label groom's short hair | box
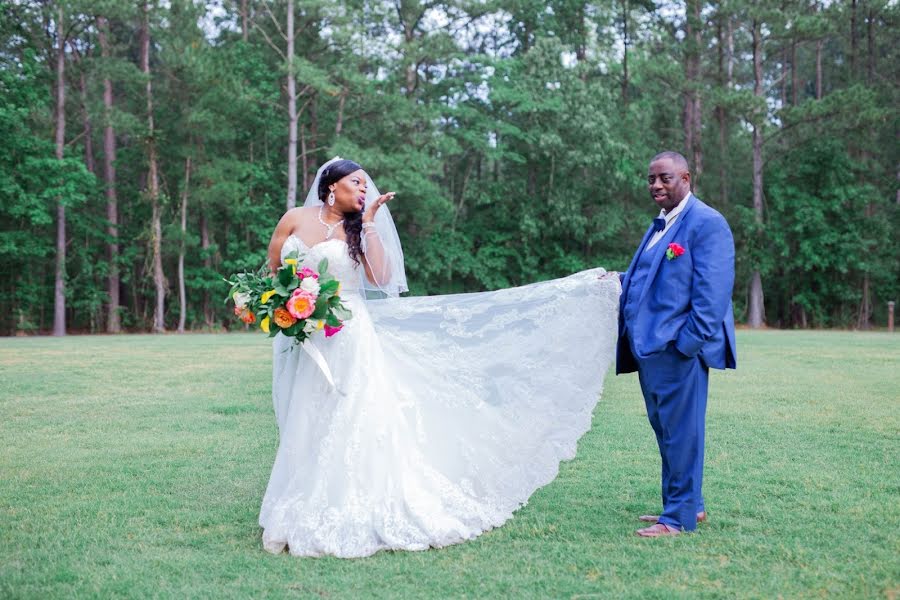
[650,151,690,172]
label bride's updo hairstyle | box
[318,159,364,265]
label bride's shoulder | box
[282,206,317,217]
[294,206,321,221]
[278,206,316,227]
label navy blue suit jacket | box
[616,195,737,374]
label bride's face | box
[329,169,367,214]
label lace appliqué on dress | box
[259,236,620,557]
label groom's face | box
[648,158,691,212]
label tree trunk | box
[142,1,165,332]
[716,9,730,205]
[780,45,788,107]
[849,0,858,74]
[76,58,95,174]
[286,0,298,209]
[405,59,417,96]
[200,210,214,328]
[53,5,67,337]
[727,15,734,85]
[791,40,799,105]
[621,0,629,105]
[98,17,121,333]
[400,8,417,96]
[815,1,824,99]
[300,122,308,193]
[866,6,876,83]
[748,18,766,328]
[574,3,587,65]
[816,36,823,98]
[749,114,766,329]
[177,156,191,333]
[683,0,702,187]
[857,274,871,329]
[335,88,346,136]
[241,0,249,42]
[308,92,318,187]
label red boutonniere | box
[666,242,686,260]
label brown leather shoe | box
[635,523,682,537]
[638,511,707,524]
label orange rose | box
[273,306,297,328]
[240,308,256,324]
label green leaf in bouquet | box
[319,279,340,295]
[325,313,342,327]
[311,298,329,320]
[278,267,295,288]
[318,258,329,274]
[283,322,302,337]
[332,304,352,321]
[224,285,237,303]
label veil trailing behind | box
[258,164,621,558]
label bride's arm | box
[360,192,396,289]
[361,224,391,288]
[267,208,302,273]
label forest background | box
[1,0,897,336]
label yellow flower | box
[315,320,324,330]
[283,258,297,266]
[261,289,277,304]
[260,316,270,333]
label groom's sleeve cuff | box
[675,328,704,358]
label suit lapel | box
[636,195,699,307]
[622,225,656,301]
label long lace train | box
[259,236,620,557]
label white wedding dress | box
[259,234,620,557]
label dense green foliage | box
[1,1,897,333]
[1,331,897,597]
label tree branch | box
[764,70,789,94]
[762,106,841,148]
[253,22,286,61]
[262,2,287,42]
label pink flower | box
[286,289,316,320]
[298,267,319,280]
[324,323,343,337]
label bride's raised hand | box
[363,192,396,224]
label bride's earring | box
[327,191,336,206]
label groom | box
[616,151,736,537]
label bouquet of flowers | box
[225,250,352,343]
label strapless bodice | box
[280,235,362,295]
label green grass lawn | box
[1,331,898,599]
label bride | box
[259,157,620,558]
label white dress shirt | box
[645,192,692,250]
